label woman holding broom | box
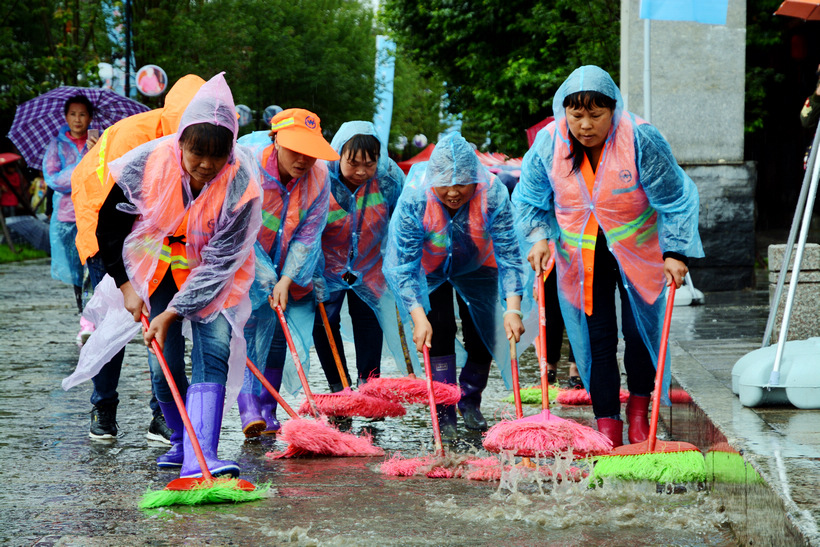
[234,108,336,438]
[93,73,262,478]
[384,132,527,441]
[311,121,412,393]
[512,65,703,448]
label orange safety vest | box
[550,115,665,312]
[420,183,498,276]
[257,145,327,300]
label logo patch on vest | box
[619,170,633,183]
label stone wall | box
[768,243,820,343]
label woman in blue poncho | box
[384,132,526,440]
[512,65,703,447]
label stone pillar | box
[620,0,756,290]
[768,243,820,343]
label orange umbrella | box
[775,0,820,19]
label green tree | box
[388,53,445,159]
[380,0,620,155]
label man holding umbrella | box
[71,75,205,443]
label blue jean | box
[147,273,232,403]
[586,235,655,419]
[312,289,383,389]
[87,255,160,416]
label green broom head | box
[591,440,706,484]
[140,477,272,509]
[705,445,764,485]
[503,385,558,405]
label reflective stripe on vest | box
[95,129,110,185]
[147,209,191,295]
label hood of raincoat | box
[552,65,625,129]
[424,132,493,189]
[176,72,239,162]
[159,74,207,138]
[328,120,387,176]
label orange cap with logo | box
[269,108,340,161]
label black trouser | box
[544,268,575,364]
[586,235,655,419]
[427,282,491,366]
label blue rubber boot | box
[180,383,239,479]
[156,400,183,468]
[258,368,283,434]
[430,354,458,441]
[457,360,491,431]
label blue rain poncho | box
[316,121,419,374]
[42,125,87,286]
[384,132,528,388]
[512,65,704,404]
[237,130,330,396]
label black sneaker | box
[146,414,173,445]
[89,404,118,440]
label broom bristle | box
[296,388,406,418]
[483,410,613,456]
[267,418,384,458]
[592,449,706,484]
[502,386,558,405]
[705,449,764,484]
[359,377,462,405]
[139,479,271,509]
[555,387,629,406]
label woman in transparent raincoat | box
[311,121,414,393]
[42,95,99,325]
[86,73,262,478]
[512,65,703,447]
[235,108,336,438]
[384,132,526,440]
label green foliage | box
[388,55,445,159]
[745,0,790,134]
[132,0,377,136]
[380,0,620,155]
[0,242,49,263]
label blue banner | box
[373,36,396,148]
[640,0,728,25]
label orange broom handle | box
[141,314,214,482]
[318,302,350,390]
[422,346,445,457]
[274,305,320,417]
[647,284,676,453]
[244,357,299,419]
[536,274,550,412]
[509,338,523,420]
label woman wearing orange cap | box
[235,108,338,437]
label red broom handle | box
[509,338,523,420]
[318,302,350,390]
[647,284,676,453]
[140,314,214,482]
[422,346,445,457]
[536,274,550,412]
[244,357,299,419]
[274,305,320,417]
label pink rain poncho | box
[512,65,703,404]
[63,73,263,411]
[384,132,528,387]
[42,125,87,286]
[317,121,419,374]
[237,130,330,395]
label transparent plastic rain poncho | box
[42,124,87,286]
[512,65,704,404]
[384,132,529,388]
[316,120,419,374]
[63,73,263,413]
[236,130,330,396]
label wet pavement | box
[0,257,817,546]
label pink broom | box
[482,280,612,457]
[556,387,630,406]
[245,357,383,458]
[295,302,406,419]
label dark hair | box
[179,123,233,158]
[340,134,380,164]
[63,94,94,118]
[562,90,617,174]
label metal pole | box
[124,0,132,98]
[643,18,651,123]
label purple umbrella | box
[7,87,150,168]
